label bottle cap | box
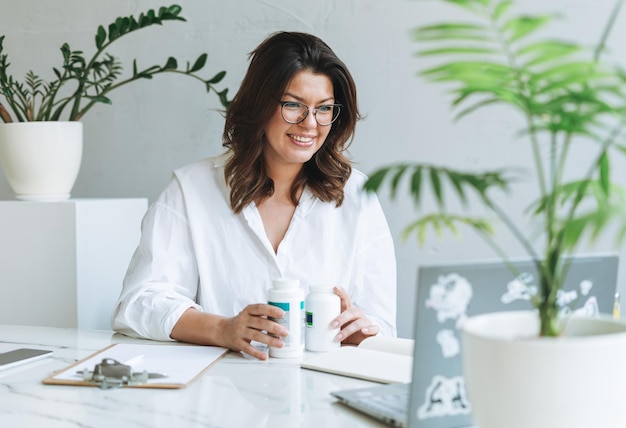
[272,278,300,289]
[309,284,336,293]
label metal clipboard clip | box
[80,358,165,389]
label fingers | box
[245,303,285,319]
[329,291,380,345]
[336,318,379,345]
[333,286,351,312]
[240,342,270,360]
[224,304,289,360]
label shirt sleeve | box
[111,176,201,341]
[352,185,398,337]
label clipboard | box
[43,343,229,389]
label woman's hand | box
[331,286,379,345]
[171,304,288,361]
[220,303,289,360]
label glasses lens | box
[315,105,340,126]
[281,102,308,124]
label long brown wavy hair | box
[223,32,361,213]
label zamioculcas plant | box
[365,0,626,336]
[0,4,229,123]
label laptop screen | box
[407,254,618,428]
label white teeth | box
[290,134,314,143]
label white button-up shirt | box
[112,155,397,341]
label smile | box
[289,134,315,145]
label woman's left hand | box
[331,286,379,345]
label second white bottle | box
[305,285,341,352]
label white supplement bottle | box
[268,278,305,358]
[305,285,341,352]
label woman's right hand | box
[220,303,289,360]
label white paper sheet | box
[50,343,228,387]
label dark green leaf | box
[120,17,131,34]
[207,70,226,84]
[129,16,139,31]
[85,95,112,104]
[163,57,178,70]
[60,43,71,61]
[429,168,443,206]
[189,53,207,73]
[134,65,161,78]
[168,4,183,15]
[410,167,423,205]
[146,9,157,23]
[95,25,106,49]
[108,23,119,43]
[138,13,149,27]
[390,165,408,198]
[161,4,185,21]
[217,88,230,107]
[446,171,468,204]
[363,168,390,193]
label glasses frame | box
[278,101,342,126]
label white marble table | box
[0,325,387,427]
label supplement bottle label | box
[269,300,305,347]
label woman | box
[112,31,396,360]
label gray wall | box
[1,0,625,338]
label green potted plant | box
[365,0,626,426]
[0,4,229,201]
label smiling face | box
[263,70,335,175]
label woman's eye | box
[283,102,301,109]
[318,105,333,113]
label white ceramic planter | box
[0,121,83,201]
[463,311,626,428]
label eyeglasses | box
[278,101,341,126]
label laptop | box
[331,254,619,427]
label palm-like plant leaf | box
[402,213,494,245]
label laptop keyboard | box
[355,390,410,415]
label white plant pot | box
[0,121,83,201]
[463,311,626,428]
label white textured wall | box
[1,0,625,338]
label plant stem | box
[538,295,561,336]
[0,102,12,122]
[483,3,549,278]
[555,116,626,257]
[75,69,212,120]
[487,200,543,270]
[594,0,625,62]
[68,49,106,120]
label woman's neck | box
[266,162,303,200]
